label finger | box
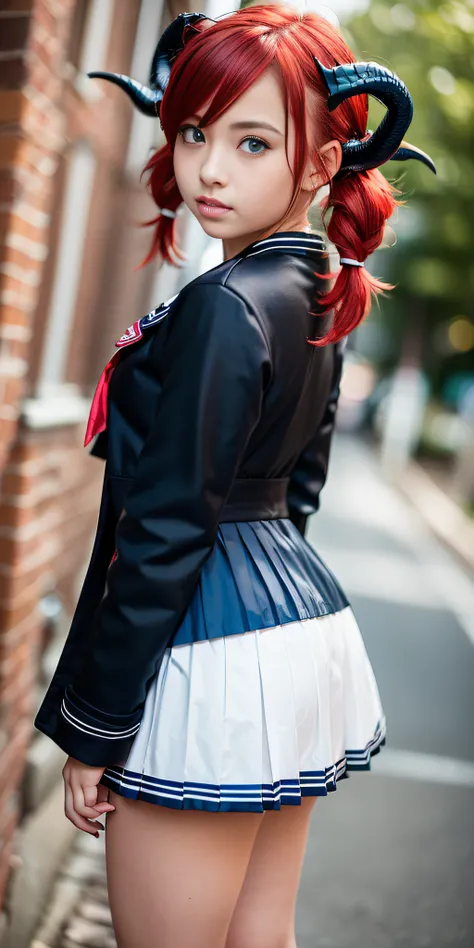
[97,783,115,808]
[83,784,98,808]
[83,784,113,812]
[64,780,102,836]
[70,777,109,820]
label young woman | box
[35,6,435,946]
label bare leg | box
[225,797,316,948]
[105,790,262,948]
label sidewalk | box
[396,458,474,573]
[31,834,113,948]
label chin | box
[198,219,234,239]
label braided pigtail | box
[139,143,185,267]
[313,167,403,346]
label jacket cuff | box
[55,685,142,767]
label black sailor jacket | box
[34,231,345,767]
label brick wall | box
[0,0,78,913]
[0,0,202,936]
[0,0,153,925]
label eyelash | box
[177,124,270,156]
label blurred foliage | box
[345,0,474,391]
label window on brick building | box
[125,0,166,174]
[67,0,116,99]
[36,143,97,400]
[23,1,117,425]
[67,0,91,69]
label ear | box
[301,139,342,192]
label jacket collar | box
[239,230,326,260]
[114,233,326,351]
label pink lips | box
[196,196,232,218]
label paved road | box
[39,434,474,948]
[296,434,474,948]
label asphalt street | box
[296,434,474,948]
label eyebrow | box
[189,115,283,136]
[229,121,283,136]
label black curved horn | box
[149,12,212,92]
[314,59,436,175]
[389,139,436,174]
[87,72,161,117]
[88,12,214,117]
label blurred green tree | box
[346,0,474,392]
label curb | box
[396,461,474,573]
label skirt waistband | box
[219,478,290,523]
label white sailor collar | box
[239,230,326,260]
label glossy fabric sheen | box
[34,232,351,767]
[172,518,349,647]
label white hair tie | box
[160,208,177,219]
[340,257,365,267]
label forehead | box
[199,67,287,127]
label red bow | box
[84,350,121,447]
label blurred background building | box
[0,0,473,945]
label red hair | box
[141,4,402,344]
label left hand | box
[62,757,116,836]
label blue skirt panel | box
[172,518,349,647]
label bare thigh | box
[225,797,317,948]
[105,790,262,948]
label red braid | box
[139,144,185,267]
[310,168,403,346]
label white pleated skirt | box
[101,605,386,812]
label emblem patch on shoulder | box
[115,319,143,348]
[114,294,179,349]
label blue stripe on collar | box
[241,231,326,259]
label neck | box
[222,213,311,262]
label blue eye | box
[179,125,205,144]
[240,137,268,156]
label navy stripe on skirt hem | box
[100,724,386,813]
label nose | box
[199,145,229,188]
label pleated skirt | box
[100,519,386,812]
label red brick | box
[0,417,18,449]
[0,500,34,531]
[0,566,42,605]
[0,134,21,170]
[0,336,29,360]
[0,468,32,496]
[0,91,24,125]
[0,534,39,569]
[0,593,39,633]
[1,1,34,10]
[0,169,19,204]
[6,439,39,465]
[0,720,30,797]
[0,304,31,328]
[4,211,49,244]
[3,374,25,402]
[0,17,30,54]
[0,56,27,90]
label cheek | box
[173,146,193,194]
[245,153,294,205]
